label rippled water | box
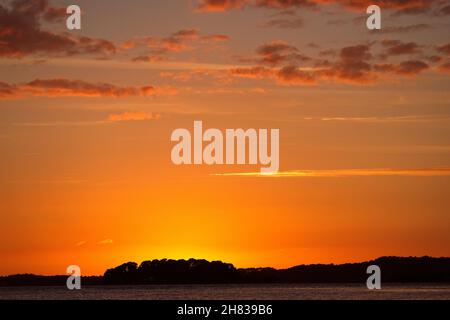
[1,284,450,300]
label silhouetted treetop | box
[103,258,237,284]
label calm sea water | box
[1,284,449,300]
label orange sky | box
[0,0,449,275]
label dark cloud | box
[436,43,450,55]
[0,0,116,58]
[381,40,422,55]
[197,0,249,11]
[231,44,374,85]
[439,60,450,73]
[0,81,18,98]
[327,19,347,26]
[276,65,316,84]
[201,34,231,42]
[229,40,436,86]
[132,55,165,63]
[255,0,317,10]
[126,29,230,62]
[264,17,304,29]
[320,44,373,83]
[24,79,155,97]
[374,60,429,75]
[197,0,438,15]
[425,55,443,63]
[439,4,450,15]
[230,66,275,79]
[42,6,67,23]
[254,41,310,66]
[379,24,432,34]
[0,78,180,99]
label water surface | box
[1,283,449,300]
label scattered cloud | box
[13,111,163,127]
[436,43,450,55]
[374,60,429,76]
[132,55,166,63]
[230,66,275,79]
[196,0,439,15]
[276,65,317,84]
[326,44,374,83]
[201,34,231,42]
[378,24,432,34]
[75,241,87,247]
[196,0,249,12]
[124,29,230,62]
[381,40,422,56]
[305,115,449,122]
[439,60,450,73]
[0,78,178,99]
[97,239,113,245]
[327,19,348,26]
[0,0,116,58]
[106,111,161,122]
[215,167,450,178]
[263,17,304,29]
[0,81,18,98]
[189,86,269,95]
[255,41,310,66]
[438,4,450,15]
[229,39,438,86]
[230,44,375,85]
[160,69,234,85]
[24,79,156,97]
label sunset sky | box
[0,0,449,275]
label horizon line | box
[1,255,449,277]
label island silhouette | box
[1,256,449,286]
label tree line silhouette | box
[1,256,449,286]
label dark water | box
[1,284,450,300]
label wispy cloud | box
[13,111,162,127]
[9,179,87,184]
[303,115,450,123]
[0,78,178,99]
[214,168,450,178]
[196,0,438,15]
[379,24,432,34]
[97,239,113,245]
[75,241,87,247]
[124,29,230,62]
[106,112,161,122]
